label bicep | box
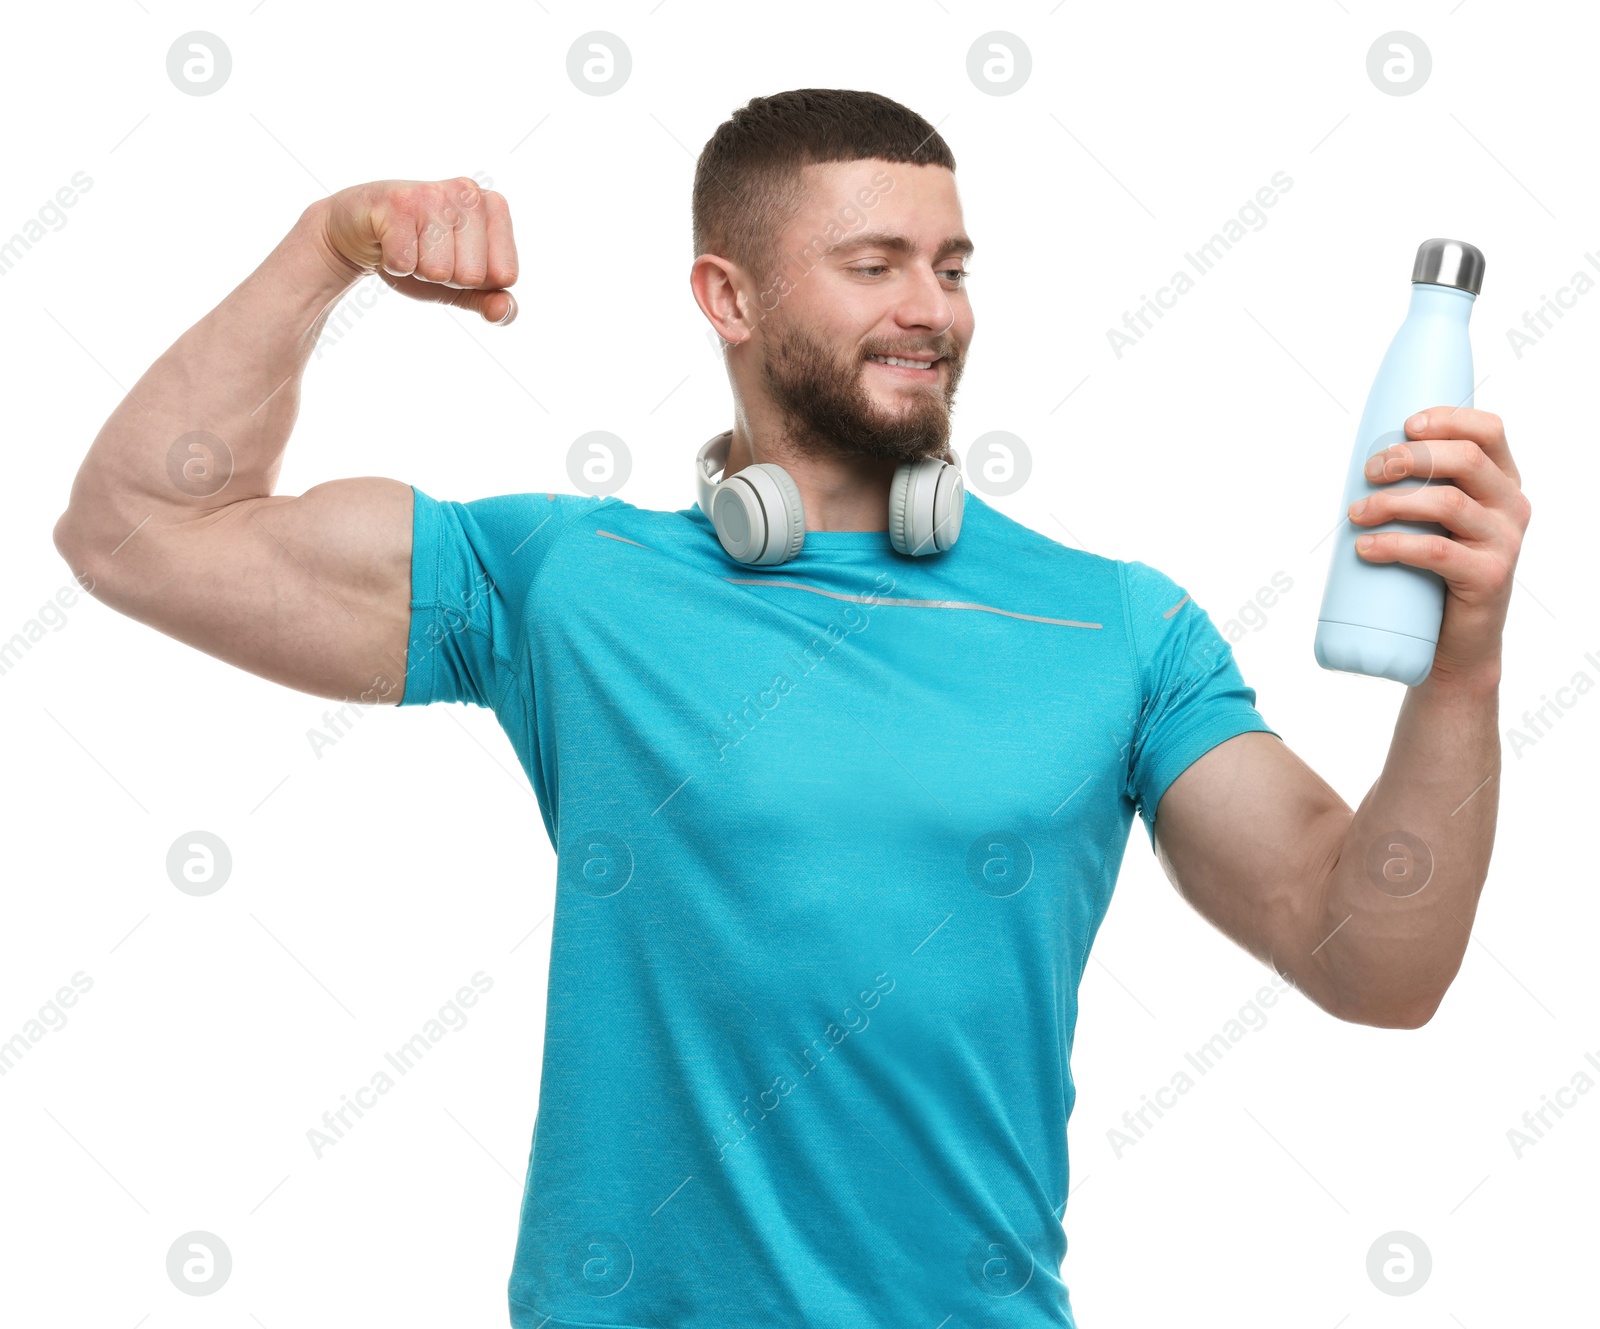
[1150,730,1354,1009]
[82,477,416,704]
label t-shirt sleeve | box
[399,485,609,709]
[1120,559,1281,849]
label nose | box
[895,266,957,339]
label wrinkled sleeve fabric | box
[1120,559,1281,849]
[399,486,604,710]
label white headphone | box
[694,429,965,566]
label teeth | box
[870,355,937,370]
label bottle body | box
[1315,281,1476,685]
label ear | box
[690,253,753,345]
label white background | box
[1,2,1592,1325]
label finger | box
[1355,534,1513,614]
[1405,405,1520,487]
[375,269,518,324]
[445,178,489,288]
[1349,480,1498,543]
[1363,437,1520,511]
[434,181,515,322]
[483,289,517,324]
[376,197,421,278]
[481,190,519,290]
[414,186,457,285]
[1353,529,1477,582]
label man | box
[55,88,1528,1328]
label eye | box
[850,263,971,284]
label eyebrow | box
[832,231,975,260]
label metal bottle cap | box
[1412,238,1485,294]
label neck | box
[719,420,952,533]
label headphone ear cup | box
[757,462,806,562]
[709,461,806,565]
[889,458,965,556]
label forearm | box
[1314,663,1502,1026]
[53,201,362,571]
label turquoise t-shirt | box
[400,481,1278,1328]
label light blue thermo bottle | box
[1314,237,1485,686]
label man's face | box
[752,160,974,465]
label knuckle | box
[442,177,482,223]
[385,183,422,224]
[480,189,510,224]
[420,182,459,225]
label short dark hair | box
[692,88,956,286]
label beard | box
[758,317,965,465]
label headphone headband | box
[694,430,733,518]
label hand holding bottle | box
[1341,404,1531,690]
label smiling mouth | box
[866,353,942,377]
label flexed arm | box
[52,178,520,702]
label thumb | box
[376,270,518,325]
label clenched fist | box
[313,177,518,325]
